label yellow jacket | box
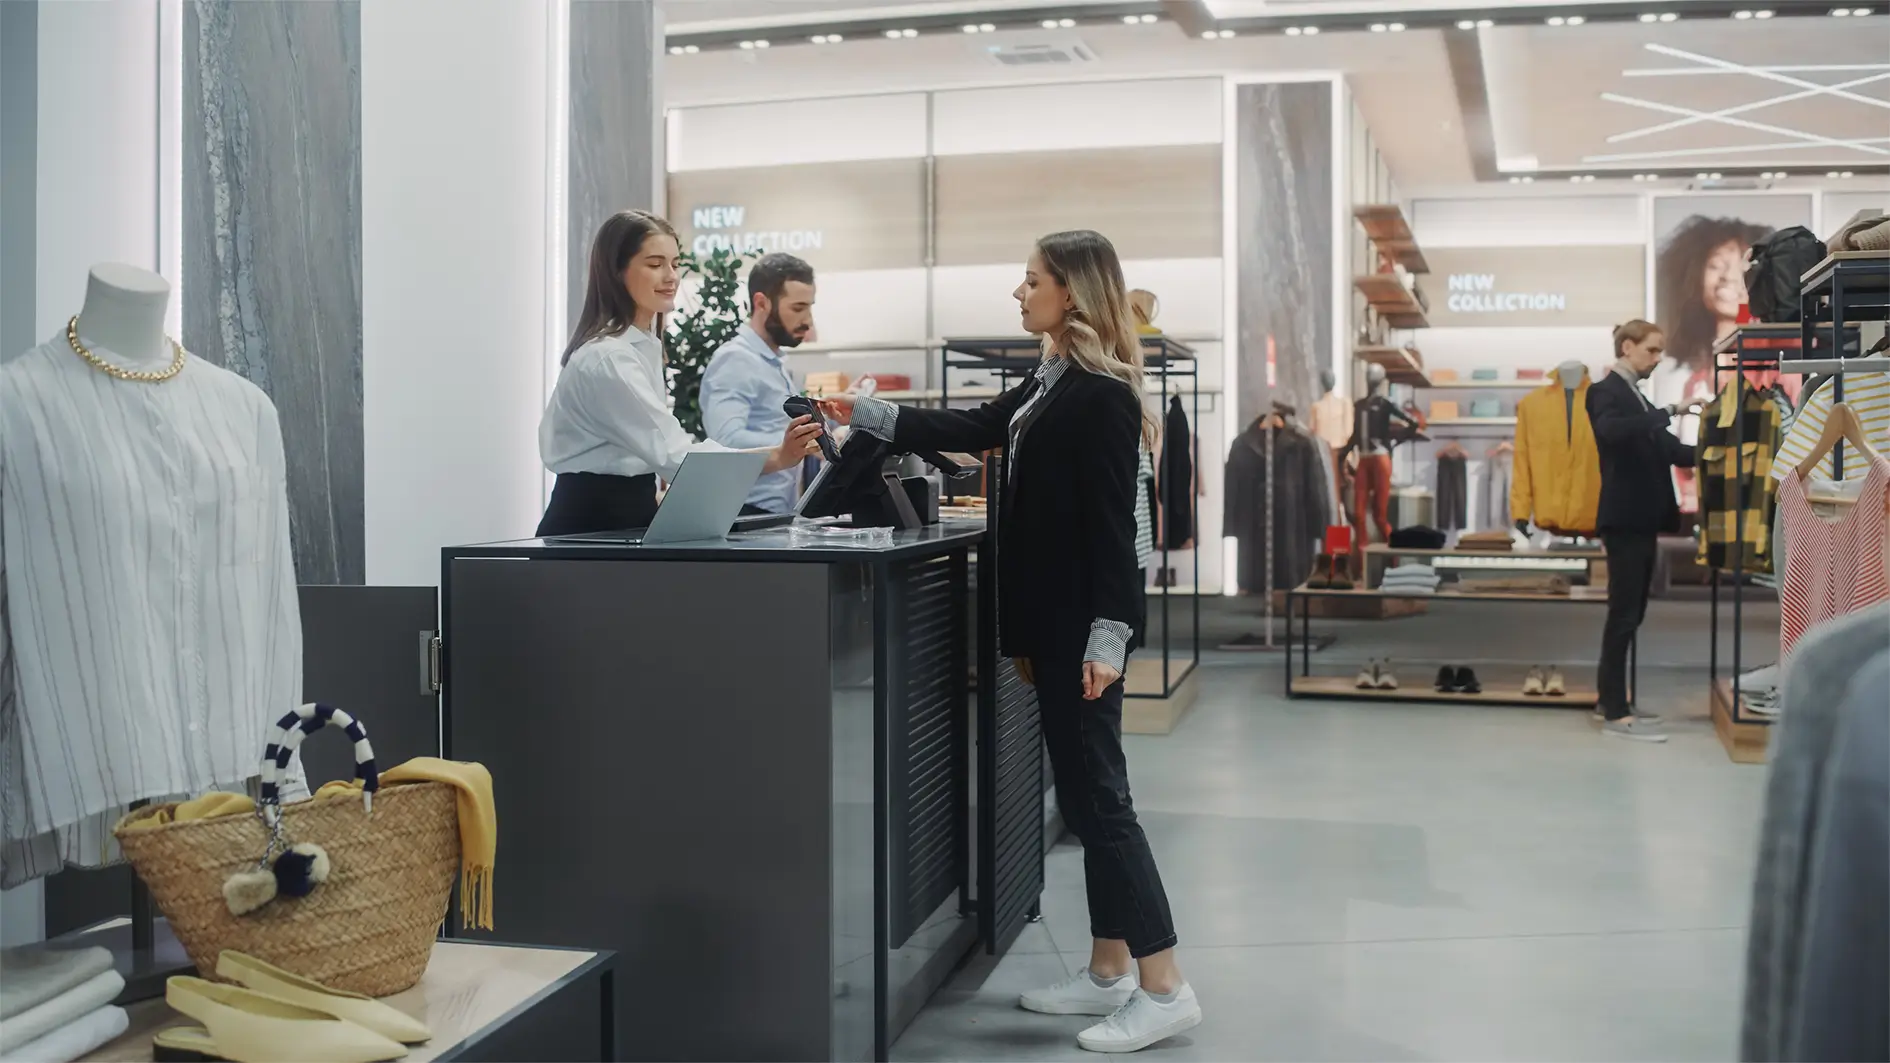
[1511,373,1602,534]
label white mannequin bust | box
[72,263,172,368]
[1555,360,1586,389]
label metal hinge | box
[422,633,443,695]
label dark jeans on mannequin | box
[1032,655,1177,958]
[1598,533,1658,720]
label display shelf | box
[941,334,1195,368]
[1427,416,1518,428]
[1291,675,1596,708]
[1421,379,1544,390]
[1353,204,1429,273]
[1355,345,1429,386]
[1711,678,1772,765]
[1800,248,1890,290]
[1712,321,1861,359]
[1353,275,1429,329]
[1294,586,1593,603]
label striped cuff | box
[1085,619,1131,674]
[852,395,900,441]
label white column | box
[33,0,159,339]
[361,0,556,586]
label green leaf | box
[665,246,756,438]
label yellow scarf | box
[315,758,497,930]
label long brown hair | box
[563,210,679,365]
[1035,230,1160,450]
[1654,215,1770,370]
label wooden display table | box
[82,940,616,1063]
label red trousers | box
[1353,453,1393,545]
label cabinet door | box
[298,586,441,784]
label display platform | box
[81,940,616,1063]
[440,520,1034,1062]
[1122,657,1199,735]
[1710,679,1772,765]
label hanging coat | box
[1161,396,1194,549]
[1224,423,1330,594]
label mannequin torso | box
[73,263,172,368]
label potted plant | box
[665,246,755,438]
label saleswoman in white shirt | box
[538,210,824,536]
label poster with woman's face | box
[1650,194,1814,410]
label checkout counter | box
[439,441,1046,1062]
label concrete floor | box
[894,596,1774,1062]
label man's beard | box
[765,306,806,349]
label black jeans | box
[1598,533,1657,720]
[1033,655,1177,958]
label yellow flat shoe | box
[217,952,431,1044]
[165,977,407,1063]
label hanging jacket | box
[1511,373,1603,534]
[1161,396,1194,548]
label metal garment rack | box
[1708,254,1887,727]
[938,336,1202,700]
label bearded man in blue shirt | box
[699,253,818,514]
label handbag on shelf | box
[1470,399,1503,419]
[1429,401,1460,421]
[1430,368,1459,384]
[114,705,461,997]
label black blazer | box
[1586,370,1697,535]
[891,366,1144,662]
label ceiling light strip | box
[1600,92,1890,155]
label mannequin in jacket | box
[1587,320,1701,742]
[1343,364,1416,553]
[1514,360,1598,533]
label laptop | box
[553,451,769,545]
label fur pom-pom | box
[224,868,278,916]
[272,842,330,897]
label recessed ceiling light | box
[1640,13,1660,21]
[887,28,904,38]
[755,39,770,47]
[1041,19,1058,28]
[1458,19,1477,28]
[1697,172,1711,179]
[1371,23,1388,31]
[1734,9,1753,17]
[668,45,684,54]
[685,44,699,53]
[1285,26,1302,35]
[1522,176,1535,184]
[1842,171,1855,177]
[1660,11,1679,20]
[1218,28,1235,37]
[1058,18,1075,28]
[1478,19,1495,27]
[1548,16,1566,25]
[1831,6,1853,13]
[1122,14,1140,23]
[1710,171,1722,178]
[979,23,993,31]
[1855,6,1873,12]
[1304,25,1321,34]
[902,27,917,37]
[1567,15,1585,24]
[1755,8,1774,15]
[1569,174,1582,182]
[1141,14,1158,23]
[738,39,755,49]
[1390,22,1406,30]
[967,24,984,32]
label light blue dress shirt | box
[699,325,799,514]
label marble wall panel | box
[184,0,363,584]
[569,0,662,335]
[1235,82,1334,427]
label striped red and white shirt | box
[1779,456,1890,660]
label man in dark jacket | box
[1587,319,1701,742]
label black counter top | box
[445,519,986,564]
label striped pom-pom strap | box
[258,703,378,820]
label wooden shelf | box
[1364,544,1601,560]
[1354,204,1430,273]
[1355,345,1429,386]
[1292,585,1603,604]
[1422,379,1544,390]
[1292,675,1597,708]
[1710,678,1772,764]
[1354,275,1429,328]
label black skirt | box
[536,472,659,537]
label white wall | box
[34,0,158,339]
[930,79,1221,156]
[362,0,553,585]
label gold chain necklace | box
[66,315,187,383]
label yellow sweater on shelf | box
[1511,375,1603,535]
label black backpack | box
[1744,226,1826,323]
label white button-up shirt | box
[540,326,729,480]
[1,336,302,885]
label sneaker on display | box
[1375,661,1399,690]
[1523,666,1545,696]
[1544,667,1567,696]
[1020,969,1137,1017]
[1453,666,1481,694]
[1601,717,1669,743]
[1076,986,1203,1054]
[1433,666,1458,693]
[1355,661,1377,690]
[1591,707,1664,724]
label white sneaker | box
[1602,717,1668,743]
[1019,969,1136,1016]
[1077,986,1202,1053]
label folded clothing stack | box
[1455,529,1514,553]
[0,945,129,1063]
[1380,562,1440,596]
[1739,664,1782,717]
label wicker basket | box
[113,707,460,997]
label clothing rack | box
[937,337,1201,701]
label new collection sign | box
[1423,245,1646,327]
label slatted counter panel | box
[981,652,1044,955]
[885,554,969,945]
